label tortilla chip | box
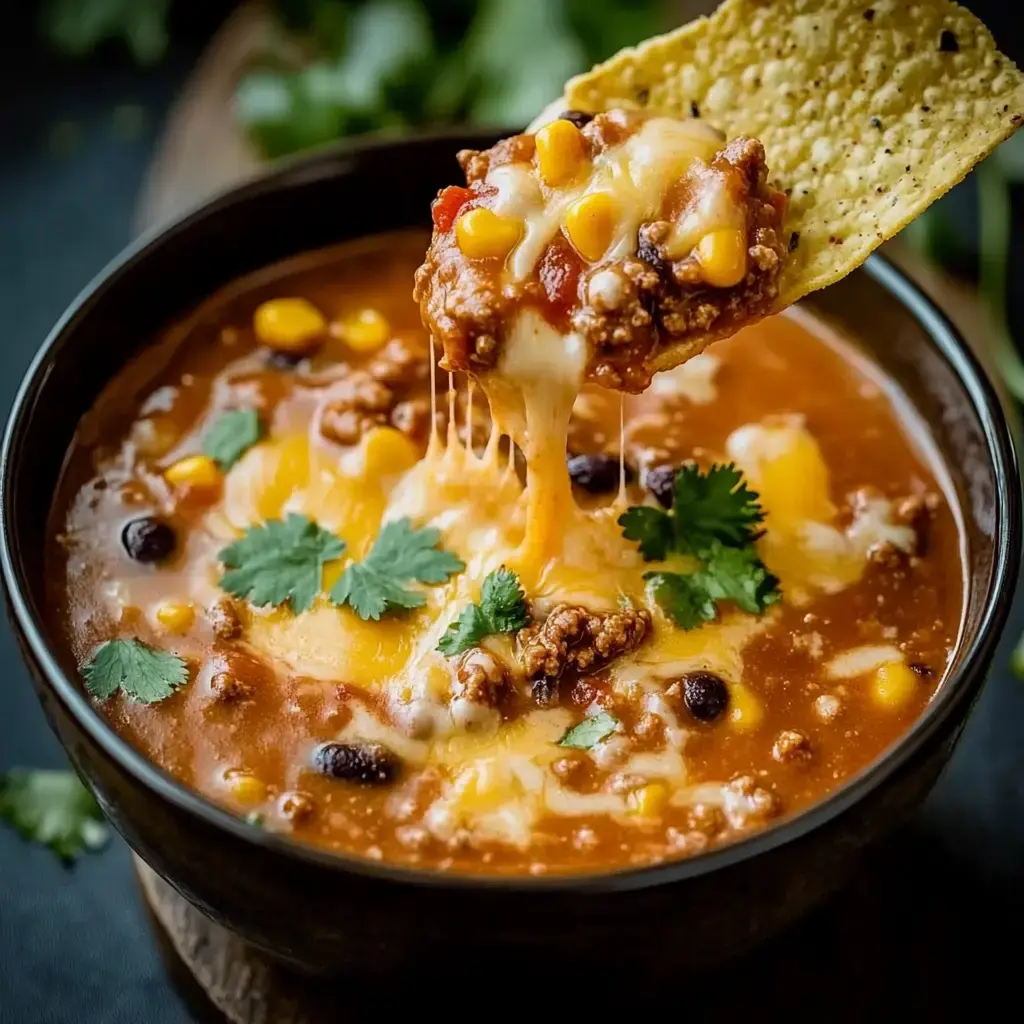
[559,0,1023,357]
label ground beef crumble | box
[318,335,435,446]
[454,648,509,706]
[414,111,788,393]
[517,603,651,682]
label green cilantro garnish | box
[82,638,189,703]
[643,571,717,630]
[437,566,530,656]
[620,463,781,629]
[203,408,262,469]
[219,513,345,614]
[331,517,464,620]
[620,463,765,556]
[557,711,620,750]
[0,769,109,862]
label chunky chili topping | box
[414,110,788,392]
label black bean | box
[645,465,678,508]
[938,29,959,53]
[532,679,558,707]
[314,741,401,784]
[637,233,669,276]
[121,516,176,563]
[558,109,593,129]
[567,453,632,494]
[265,348,307,369]
[680,672,730,722]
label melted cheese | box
[726,418,914,605]
[490,116,730,280]
[139,282,914,852]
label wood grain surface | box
[130,7,1016,1020]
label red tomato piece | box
[431,186,475,233]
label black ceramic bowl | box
[1,131,1020,980]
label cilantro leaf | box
[643,571,718,630]
[700,540,782,616]
[643,547,780,631]
[43,0,170,65]
[437,566,530,655]
[671,462,766,552]
[618,505,674,561]
[219,514,345,613]
[621,461,780,630]
[203,409,262,470]
[331,517,464,620]
[557,711,619,750]
[0,769,108,863]
[82,639,188,703]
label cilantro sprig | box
[437,566,530,656]
[219,514,345,614]
[557,711,619,750]
[620,463,781,629]
[203,408,262,469]
[0,769,109,863]
[621,463,765,557]
[82,639,189,703]
[330,517,464,620]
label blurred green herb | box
[0,768,109,863]
[41,0,171,65]
[238,0,666,158]
[907,134,1024,681]
[40,0,664,156]
[906,134,1024,402]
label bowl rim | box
[2,129,1020,894]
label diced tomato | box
[538,236,583,321]
[431,186,475,233]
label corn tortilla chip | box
[553,0,1023,372]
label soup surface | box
[49,231,963,875]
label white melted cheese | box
[489,116,730,281]
[826,645,904,680]
[650,351,721,403]
[725,418,914,605]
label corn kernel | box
[696,228,748,288]
[225,770,266,807]
[455,208,523,260]
[360,426,420,476]
[164,454,222,493]
[155,601,195,634]
[728,683,764,733]
[336,308,391,353]
[535,119,586,186]
[564,192,618,262]
[627,782,669,817]
[871,661,918,710]
[253,297,326,353]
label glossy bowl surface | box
[2,130,1019,976]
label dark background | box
[1,3,1023,1021]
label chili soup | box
[48,229,963,875]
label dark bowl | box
[1,130,1020,981]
